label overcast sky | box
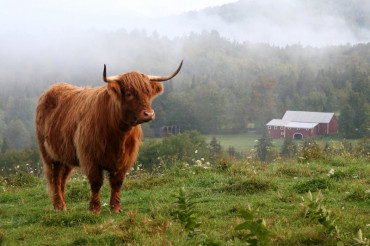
[0,0,237,32]
[0,0,368,47]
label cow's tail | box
[43,160,53,198]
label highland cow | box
[36,61,183,213]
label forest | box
[0,30,369,152]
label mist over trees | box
[0,29,369,152]
[1,0,370,151]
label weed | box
[0,228,4,246]
[65,182,90,202]
[171,187,201,238]
[353,229,369,245]
[293,178,331,193]
[42,212,102,227]
[234,206,275,245]
[299,139,324,163]
[301,191,343,244]
[345,188,370,202]
[219,177,276,195]
[2,172,39,187]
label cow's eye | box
[125,92,134,100]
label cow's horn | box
[103,64,121,83]
[148,60,183,82]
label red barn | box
[267,111,337,139]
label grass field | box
[0,153,369,245]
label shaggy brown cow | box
[36,61,183,213]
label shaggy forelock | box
[119,72,153,95]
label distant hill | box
[155,0,370,46]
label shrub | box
[298,138,324,163]
[137,130,211,169]
[345,188,370,202]
[280,137,297,159]
[0,149,41,176]
[2,172,39,187]
[293,178,331,194]
[219,178,276,195]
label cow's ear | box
[107,81,122,100]
[151,82,164,96]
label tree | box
[210,136,222,156]
[280,137,297,159]
[248,76,277,133]
[1,137,9,154]
[4,119,31,150]
[338,103,356,138]
[255,129,274,162]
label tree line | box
[0,30,369,151]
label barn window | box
[281,132,284,135]
[297,128,300,130]
[288,127,291,130]
[280,127,283,130]
[306,129,309,131]
[274,126,277,130]
[268,126,271,129]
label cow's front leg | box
[87,168,103,214]
[108,171,125,213]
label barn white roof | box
[282,111,334,123]
[266,119,289,126]
[286,122,318,129]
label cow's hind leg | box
[60,165,75,207]
[41,159,68,211]
[39,146,66,211]
[108,170,126,213]
[50,161,68,211]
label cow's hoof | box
[110,205,123,213]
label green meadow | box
[0,146,369,245]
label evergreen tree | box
[1,137,9,154]
[210,136,222,156]
[338,103,356,138]
[280,137,297,159]
[255,129,274,162]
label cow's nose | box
[143,110,155,121]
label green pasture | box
[0,155,369,245]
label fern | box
[172,187,201,238]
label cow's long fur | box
[36,71,163,213]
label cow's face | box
[107,74,163,126]
[103,61,182,126]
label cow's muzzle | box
[140,109,155,123]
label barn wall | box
[285,126,318,139]
[267,125,285,139]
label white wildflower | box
[102,203,108,207]
[201,158,204,161]
[293,177,298,179]
[365,190,370,194]
[327,168,335,177]
[195,150,198,154]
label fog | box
[0,0,369,87]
